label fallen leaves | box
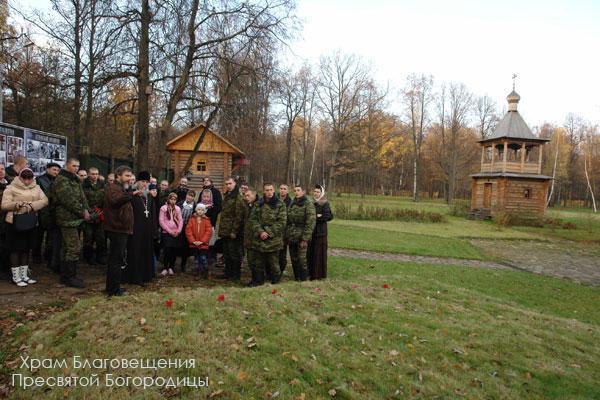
[236,370,247,382]
[246,336,257,349]
[328,388,337,397]
[139,317,147,325]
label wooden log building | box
[166,124,246,192]
[470,89,551,219]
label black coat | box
[312,199,333,238]
[173,186,189,203]
[124,195,155,284]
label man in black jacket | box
[6,155,28,183]
[33,162,61,265]
[173,177,189,203]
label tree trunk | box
[285,121,293,183]
[83,0,97,154]
[72,0,83,157]
[136,0,151,171]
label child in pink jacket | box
[159,193,183,276]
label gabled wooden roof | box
[166,123,245,155]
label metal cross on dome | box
[512,73,517,91]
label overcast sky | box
[17,0,600,126]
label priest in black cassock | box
[123,171,155,285]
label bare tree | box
[583,125,597,212]
[317,51,369,192]
[475,95,498,140]
[277,66,308,183]
[18,0,91,155]
[403,73,432,201]
[443,83,472,203]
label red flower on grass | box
[165,299,173,308]
[217,294,225,302]
[351,284,358,289]
[383,283,390,289]
[314,287,321,293]
[271,289,278,295]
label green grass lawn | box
[329,194,600,245]
[329,222,489,260]
[5,257,599,399]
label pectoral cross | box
[144,209,150,218]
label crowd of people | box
[0,156,333,297]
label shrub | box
[332,202,445,223]
[448,200,470,217]
[496,213,576,229]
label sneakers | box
[168,268,174,276]
[11,267,27,287]
[20,266,37,284]
[108,288,127,297]
[160,269,168,277]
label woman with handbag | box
[1,168,48,286]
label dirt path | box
[0,261,242,315]
[472,239,600,286]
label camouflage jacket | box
[248,195,287,253]
[82,178,106,209]
[284,195,316,243]
[218,185,246,238]
[243,201,258,250]
[52,169,89,227]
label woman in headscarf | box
[1,168,48,286]
[158,192,183,276]
[307,184,333,280]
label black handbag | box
[13,206,38,232]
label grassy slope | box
[328,222,488,260]
[7,258,600,400]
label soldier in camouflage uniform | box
[82,167,106,265]
[218,177,246,280]
[242,188,262,286]
[284,184,316,281]
[248,183,287,284]
[52,158,90,288]
[277,184,292,274]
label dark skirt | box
[162,232,183,248]
[307,235,328,280]
[5,223,37,252]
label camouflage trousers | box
[59,226,81,263]
[278,243,289,272]
[247,249,279,281]
[222,237,244,279]
[83,222,106,253]
[289,241,309,281]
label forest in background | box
[1,0,598,207]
